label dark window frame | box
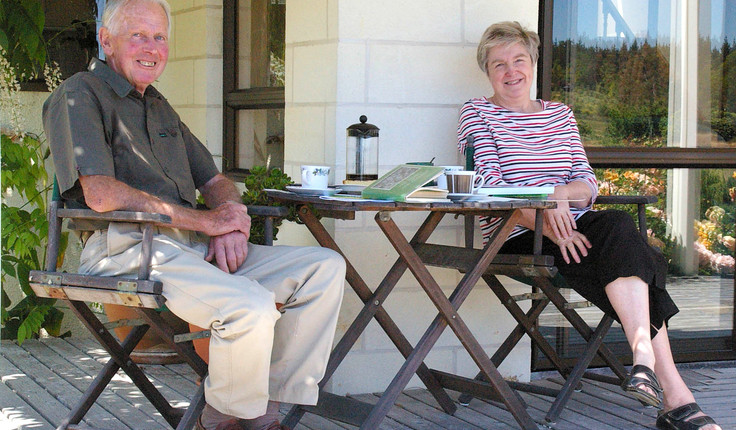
[537,0,736,169]
[18,0,98,92]
[222,0,285,180]
[536,0,736,370]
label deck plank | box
[0,353,71,428]
[0,374,54,430]
[403,389,512,429]
[40,338,169,429]
[3,339,735,429]
[350,393,440,430]
[5,341,126,430]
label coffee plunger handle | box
[465,135,475,171]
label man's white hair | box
[101,0,171,37]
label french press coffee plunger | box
[346,115,379,181]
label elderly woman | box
[457,21,720,430]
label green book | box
[361,164,446,202]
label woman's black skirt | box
[498,209,679,338]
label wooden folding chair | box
[454,136,657,423]
[29,181,287,430]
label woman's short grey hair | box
[102,0,172,37]
[477,21,540,73]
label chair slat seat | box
[28,182,287,429]
[29,271,165,308]
[29,270,163,294]
[414,243,558,278]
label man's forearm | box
[79,174,217,232]
[199,174,242,208]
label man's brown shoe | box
[265,421,290,430]
[195,415,245,430]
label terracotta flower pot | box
[188,323,210,364]
[103,303,187,364]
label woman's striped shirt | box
[457,97,598,243]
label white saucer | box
[447,193,488,202]
[285,185,339,197]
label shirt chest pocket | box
[150,124,197,205]
[151,124,188,169]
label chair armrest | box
[57,204,288,228]
[595,195,657,205]
[593,195,658,238]
[57,207,172,224]
[245,205,289,218]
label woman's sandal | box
[656,402,718,430]
[620,364,663,408]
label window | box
[537,0,736,368]
[17,0,98,91]
[223,0,286,178]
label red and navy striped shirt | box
[457,98,598,242]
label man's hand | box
[204,201,252,238]
[206,231,249,273]
[553,230,592,264]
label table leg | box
[528,276,627,380]
[364,210,539,430]
[457,273,571,406]
[283,207,455,427]
[482,273,569,373]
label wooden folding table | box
[267,191,555,429]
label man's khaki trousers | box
[79,222,345,419]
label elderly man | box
[42,0,345,429]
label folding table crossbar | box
[266,192,555,430]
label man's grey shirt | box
[43,58,220,210]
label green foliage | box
[594,167,678,270]
[241,166,300,245]
[710,111,736,142]
[1,132,70,344]
[0,0,46,80]
[552,38,734,147]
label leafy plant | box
[0,0,46,80]
[1,132,70,344]
[710,111,736,142]
[1,6,69,343]
[241,165,300,245]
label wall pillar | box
[285,0,539,395]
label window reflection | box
[237,109,285,170]
[595,167,734,277]
[551,0,736,149]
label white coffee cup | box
[301,165,330,189]
[445,170,483,194]
[436,165,464,190]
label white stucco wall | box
[157,0,225,170]
[3,0,540,395]
[283,0,540,395]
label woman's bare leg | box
[605,276,655,369]
[605,276,721,429]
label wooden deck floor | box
[2,339,735,430]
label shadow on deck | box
[2,338,734,429]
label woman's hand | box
[553,230,592,264]
[544,199,577,241]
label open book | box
[477,185,555,199]
[361,164,448,202]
